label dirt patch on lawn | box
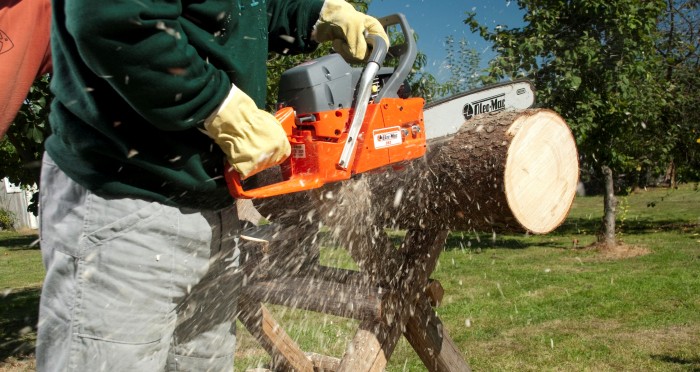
[578,241,651,260]
[0,355,35,372]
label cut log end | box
[504,110,579,233]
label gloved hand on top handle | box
[203,85,291,179]
[312,0,390,63]
[205,0,389,180]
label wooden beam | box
[404,297,471,372]
[242,278,384,321]
[305,352,341,371]
[425,279,444,308]
[237,298,314,372]
[337,319,403,372]
[336,229,450,371]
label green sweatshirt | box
[47,0,324,209]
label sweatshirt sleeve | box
[266,0,325,55]
[62,0,231,131]
[0,0,52,139]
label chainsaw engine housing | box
[277,54,353,114]
[277,54,396,114]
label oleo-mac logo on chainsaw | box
[463,93,506,120]
[373,127,403,149]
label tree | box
[656,0,700,186]
[437,35,482,98]
[466,0,670,248]
[0,74,51,215]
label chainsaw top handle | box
[375,13,417,101]
[338,33,388,169]
[337,13,418,169]
[365,33,388,66]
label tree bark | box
[600,165,617,247]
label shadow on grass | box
[383,230,567,251]
[651,354,700,371]
[555,217,699,236]
[553,218,700,235]
[400,217,700,252]
[0,234,40,251]
[442,234,557,250]
[0,287,40,361]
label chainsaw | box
[225,14,536,199]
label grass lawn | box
[1,184,699,371]
[0,231,41,371]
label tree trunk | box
[600,165,617,247]
[254,109,579,234]
[667,160,677,189]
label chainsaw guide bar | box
[423,80,536,140]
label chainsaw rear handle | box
[226,165,325,199]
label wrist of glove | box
[203,86,291,179]
[312,0,389,63]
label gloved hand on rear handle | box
[203,86,291,179]
[312,0,390,63]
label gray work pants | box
[36,154,241,371]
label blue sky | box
[367,0,525,81]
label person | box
[37,0,388,370]
[0,0,52,139]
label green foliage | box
[1,74,52,217]
[465,0,699,187]
[436,35,482,98]
[467,0,670,179]
[0,209,16,231]
[0,74,51,187]
[384,23,450,103]
[655,0,700,183]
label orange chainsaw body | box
[225,97,426,199]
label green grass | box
[0,231,42,366]
[1,185,699,371]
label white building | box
[0,178,38,230]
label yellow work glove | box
[203,86,291,179]
[312,0,390,63]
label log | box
[254,109,579,234]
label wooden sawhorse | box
[235,221,470,372]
